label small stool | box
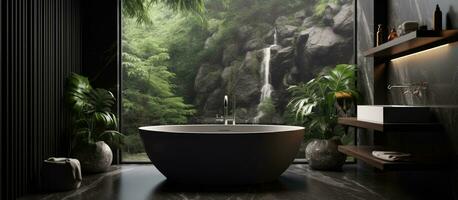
[41,157,82,191]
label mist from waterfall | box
[254,28,277,123]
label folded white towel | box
[372,151,411,162]
[42,157,82,191]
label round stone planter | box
[72,141,113,173]
[305,136,346,171]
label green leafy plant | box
[314,0,339,17]
[288,64,357,139]
[123,0,205,23]
[66,73,124,148]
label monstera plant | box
[66,73,124,173]
[288,64,357,170]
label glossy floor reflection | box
[20,164,455,200]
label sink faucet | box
[216,95,236,125]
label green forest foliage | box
[122,8,198,153]
[121,0,344,155]
[314,0,339,17]
[122,0,205,23]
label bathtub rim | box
[138,124,304,135]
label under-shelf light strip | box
[391,44,450,62]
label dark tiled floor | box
[20,164,456,200]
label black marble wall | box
[81,0,121,163]
[82,0,120,93]
[386,1,458,194]
[357,0,458,196]
[388,0,458,30]
[387,1,458,153]
[356,0,375,147]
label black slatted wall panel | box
[0,0,81,199]
[0,0,3,197]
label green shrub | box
[314,0,339,17]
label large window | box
[121,0,355,162]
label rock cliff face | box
[194,1,354,123]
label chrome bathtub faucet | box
[216,95,236,125]
[215,114,224,123]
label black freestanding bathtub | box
[139,124,304,185]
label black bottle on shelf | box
[434,4,442,31]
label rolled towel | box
[372,151,412,162]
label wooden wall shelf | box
[363,30,458,59]
[338,145,443,171]
[338,117,446,171]
[338,117,443,132]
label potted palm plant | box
[288,64,357,170]
[66,73,124,173]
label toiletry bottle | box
[434,4,442,31]
[388,28,398,41]
[376,24,384,46]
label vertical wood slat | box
[22,0,27,194]
[0,0,81,199]
[0,0,2,195]
[19,0,23,195]
[13,0,17,197]
[0,0,3,195]
[5,0,10,198]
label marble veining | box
[389,0,458,29]
[19,164,455,200]
[357,0,374,106]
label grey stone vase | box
[305,136,346,170]
[72,141,113,173]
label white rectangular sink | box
[357,105,434,124]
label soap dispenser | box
[434,4,442,31]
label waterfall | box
[273,27,278,45]
[260,47,274,102]
[254,28,277,123]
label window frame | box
[117,0,359,165]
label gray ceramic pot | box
[72,141,113,173]
[305,136,346,170]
